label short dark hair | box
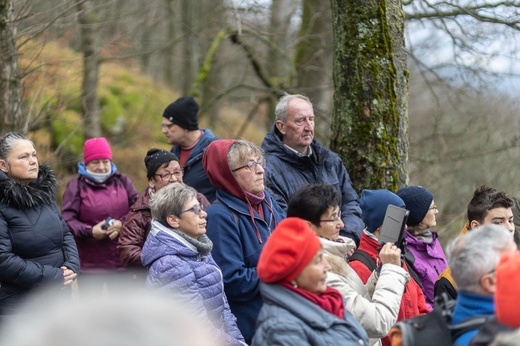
[287,183,340,226]
[467,185,513,224]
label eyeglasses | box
[155,170,183,181]
[161,123,174,130]
[181,204,205,215]
[232,159,266,173]
[429,206,438,211]
[320,213,342,223]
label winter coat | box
[252,282,369,346]
[452,291,495,346]
[349,231,430,346]
[206,189,285,343]
[141,221,245,346]
[117,186,211,282]
[61,166,138,273]
[261,125,364,243]
[171,128,217,202]
[404,230,448,309]
[0,166,80,315]
[322,237,409,345]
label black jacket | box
[0,165,79,314]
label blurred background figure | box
[141,183,245,345]
[287,183,408,345]
[117,148,209,285]
[0,132,79,317]
[62,137,137,296]
[0,286,221,346]
[203,139,285,344]
[253,217,368,346]
[396,185,447,309]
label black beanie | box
[396,186,434,227]
[162,96,199,131]
[144,148,179,179]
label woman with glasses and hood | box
[202,139,285,344]
[61,137,138,296]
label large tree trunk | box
[295,0,333,143]
[330,0,408,192]
[0,0,23,133]
[77,0,101,139]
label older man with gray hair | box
[261,94,364,244]
[449,224,517,346]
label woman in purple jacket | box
[61,137,138,295]
[141,183,245,346]
[396,186,448,309]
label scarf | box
[281,281,345,319]
[159,222,213,256]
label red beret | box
[495,251,520,327]
[257,217,321,283]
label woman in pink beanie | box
[61,137,138,296]
[252,217,369,346]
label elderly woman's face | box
[177,197,207,239]
[294,248,331,294]
[0,139,38,184]
[232,154,265,195]
[150,160,183,192]
[86,159,111,173]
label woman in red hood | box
[203,139,285,344]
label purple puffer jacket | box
[142,221,245,346]
[405,229,448,309]
[61,171,137,273]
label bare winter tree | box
[0,0,23,133]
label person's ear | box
[0,159,7,173]
[275,120,286,135]
[480,271,497,294]
[166,215,180,229]
[469,220,481,230]
[148,179,156,192]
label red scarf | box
[281,282,345,319]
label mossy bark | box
[330,0,408,192]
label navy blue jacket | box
[261,125,364,243]
[171,129,217,202]
[205,189,285,343]
[0,166,80,315]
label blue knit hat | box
[360,189,406,233]
[396,186,434,227]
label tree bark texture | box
[77,0,101,139]
[330,0,409,192]
[0,0,23,133]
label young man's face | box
[472,207,515,234]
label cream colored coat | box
[322,236,410,346]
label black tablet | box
[378,205,409,245]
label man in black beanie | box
[161,96,217,202]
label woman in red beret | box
[252,217,368,346]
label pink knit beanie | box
[83,137,113,165]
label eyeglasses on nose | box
[161,123,174,130]
[320,213,342,223]
[429,206,438,211]
[155,170,183,181]
[181,204,205,215]
[231,159,266,173]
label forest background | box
[2,0,520,246]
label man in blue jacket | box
[261,94,364,243]
[161,96,217,202]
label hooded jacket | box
[141,221,245,346]
[0,165,80,314]
[171,128,217,202]
[349,231,430,346]
[261,124,364,243]
[61,163,138,273]
[252,282,369,346]
[202,140,286,343]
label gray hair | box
[0,132,34,161]
[274,94,312,122]
[150,183,197,224]
[449,224,515,292]
[228,140,263,172]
